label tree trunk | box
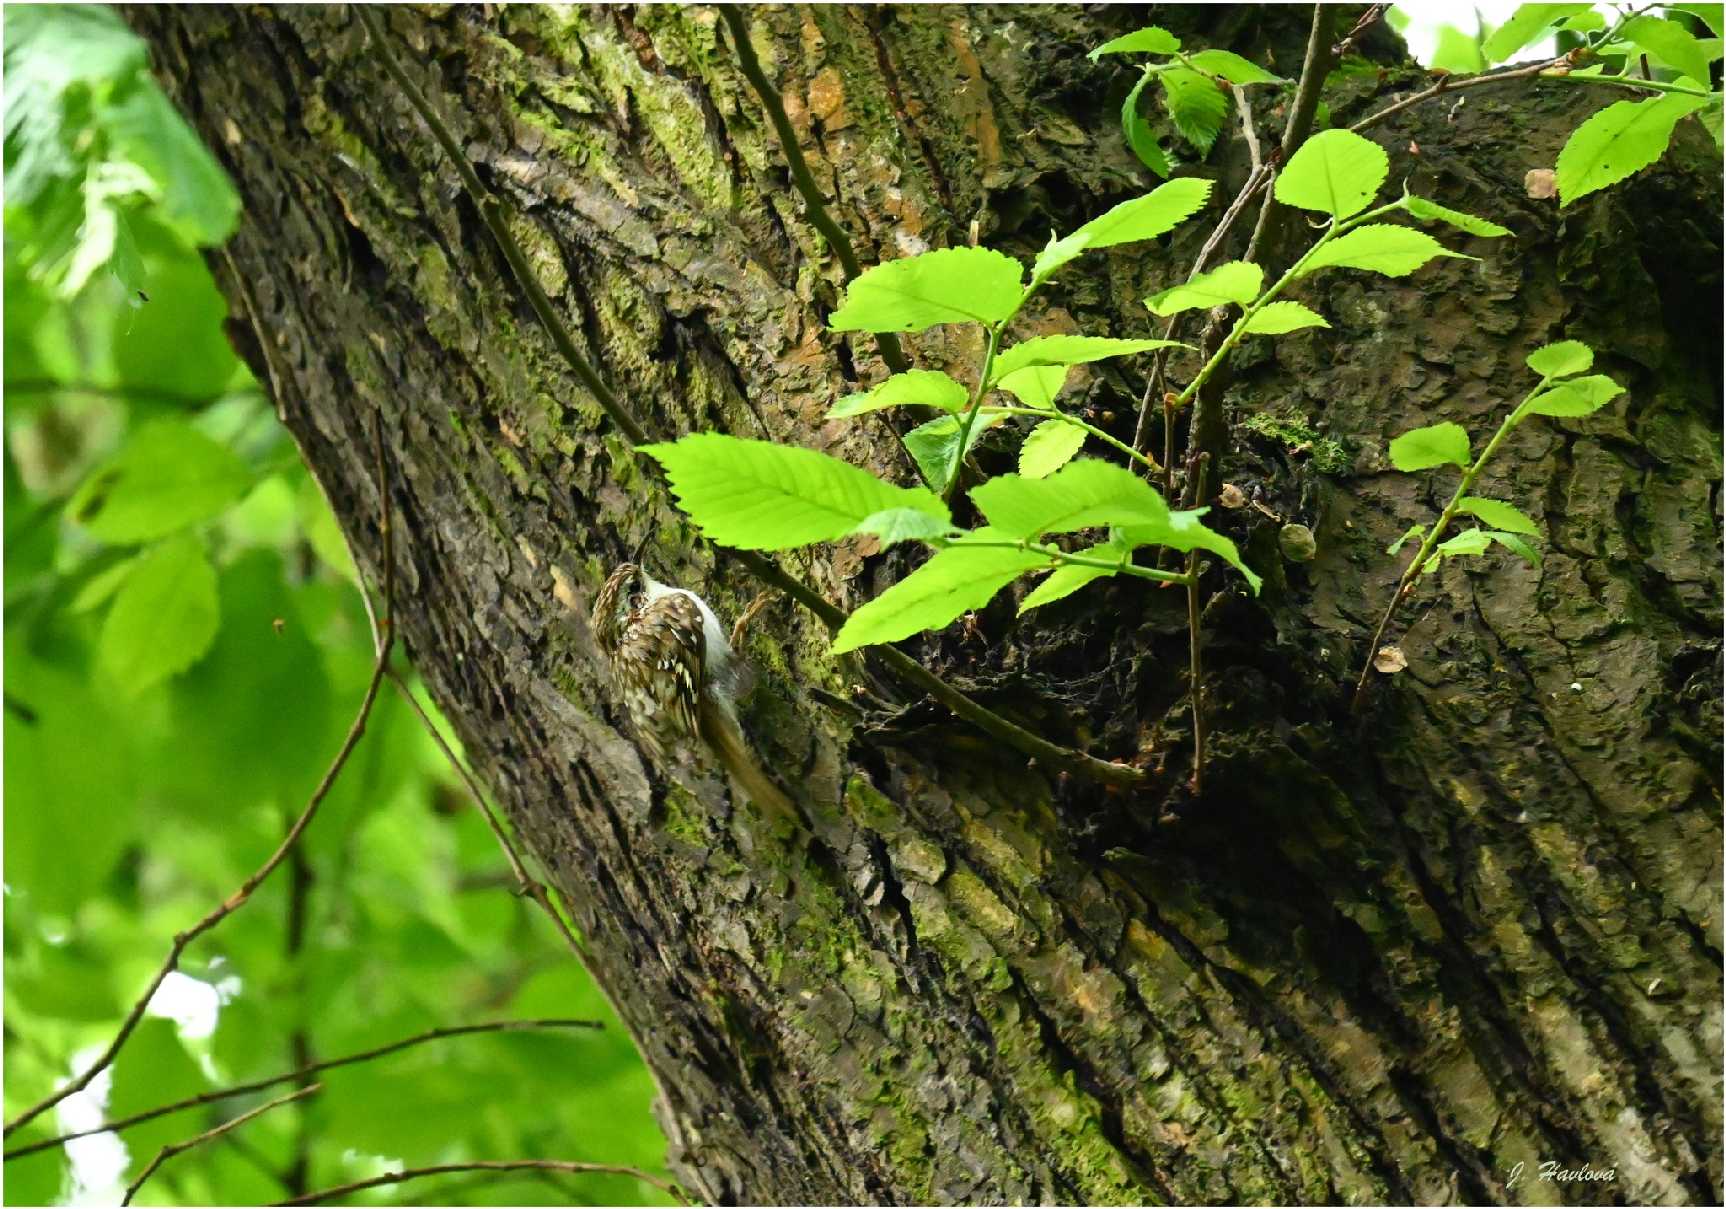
[128,5,1721,1203]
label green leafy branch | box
[1353,339,1626,705]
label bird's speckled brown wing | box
[611,590,705,764]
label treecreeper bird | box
[592,562,797,823]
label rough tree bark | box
[129,5,1720,1204]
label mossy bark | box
[130,5,1720,1204]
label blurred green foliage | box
[3,7,670,1204]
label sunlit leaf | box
[1456,496,1539,535]
[68,419,253,543]
[829,246,1025,332]
[828,369,970,418]
[1145,260,1263,316]
[98,532,220,693]
[1017,419,1088,479]
[830,530,1046,653]
[1300,224,1472,279]
[1275,128,1388,219]
[1555,94,1706,207]
[1389,421,1471,470]
[1241,300,1329,334]
[1525,339,1593,378]
[1089,26,1182,59]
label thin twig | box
[715,5,908,375]
[355,5,1150,790]
[5,1019,603,1160]
[1348,57,1564,135]
[272,1159,686,1206]
[1,423,398,1142]
[122,1085,322,1206]
[1332,3,1390,59]
[1245,4,1336,267]
[387,669,591,961]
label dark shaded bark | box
[130,5,1721,1204]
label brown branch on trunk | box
[387,669,592,960]
[4,1019,602,1161]
[272,1158,687,1206]
[2,417,399,1142]
[353,5,1149,791]
[122,1085,322,1206]
[715,5,910,376]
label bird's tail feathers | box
[698,698,797,825]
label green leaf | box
[1121,71,1173,177]
[828,369,970,418]
[829,246,1025,332]
[990,334,1183,381]
[902,412,1001,490]
[1162,67,1229,152]
[970,457,1169,539]
[69,555,139,613]
[1274,128,1389,219]
[1122,507,1262,591]
[1437,527,1493,556]
[1403,194,1512,237]
[830,530,1047,653]
[1299,224,1472,278]
[1019,537,1126,613]
[1457,496,1540,534]
[1030,229,1092,291]
[1186,48,1285,84]
[1481,3,1592,62]
[1144,260,1263,316]
[1486,529,1543,566]
[97,533,220,693]
[1073,177,1212,249]
[1089,26,1182,59]
[854,507,956,549]
[639,433,947,549]
[1018,420,1088,478]
[109,1017,212,1171]
[1525,339,1593,378]
[1669,4,1725,37]
[1428,24,1488,74]
[1618,15,1713,87]
[1387,523,1425,555]
[1241,300,1330,334]
[1389,421,1471,471]
[1556,93,1707,207]
[1519,374,1624,417]
[103,82,239,247]
[996,365,1069,409]
[68,419,253,543]
[1,1124,66,1207]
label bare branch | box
[123,1085,322,1206]
[272,1159,687,1206]
[3,421,399,1141]
[5,1019,600,1162]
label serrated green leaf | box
[1144,260,1263,316]
[1019,537,1127,613]
[1299,224,1472,278]
[1018,419,1088,478]
[67,419,253,543]
[1275,128,1388,219]
[1121,71,1173,177]
[853,507,957,549]
[990,335,1183,381]
[1162,67,1229,152]
[1089,25,1182,59]
[1670,3,1724,36]
[1556,93,1706,207]
[1387,523,1425,555]
[97,533,220,693]
[970,458,1169,539]
[639,433,947,549]
[1486,529,1543,566]
[1481,3,1592,62]
[1121,507,1262,592]
[1457,496,1540,534]
[1241,300,1330,334]
[1073,177,1213,249]
[1185,48,1285,84]
[1519,374,1624,417]
[828,369,970,418]
[902,412,1002,490]
[1525,339,1593,378]
[997,365,1069,409]
[1618,15,1712,87]
[1030,229,1092,291]
[1403,194,1512,237]
[830,530,1047,653]
[1389,421,1471,470]
[1437,527,1493,556]
[829,246,1025,332]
